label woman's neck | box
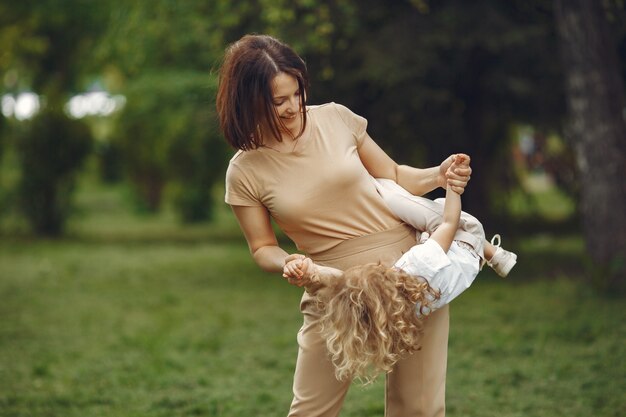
[260,114,304,151]
[262,134,298,152]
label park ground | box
[0,178,624,417]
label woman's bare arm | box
[230,205,290,273]
[357,136,472,195]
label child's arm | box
[428,186,460,252]
[429,155,465,252]
[283,256,343,293]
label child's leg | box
[482,234,518,277]
[373,178,445,232]
[483,241,497,260]
[373,178,485,257]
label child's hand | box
[283,254,344,291]
[283,253,306,278]
[283,254,315,287]
[446,153,472,194]
[453,153,470,167]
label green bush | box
[0,114,5,161]
[0,114,7,217]
[16,109,92,235]
[112,71,227,221]
[95,140,124,183]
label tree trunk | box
[554,0,626,290]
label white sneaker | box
[486,234,518,278]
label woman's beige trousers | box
[288,224,449,417]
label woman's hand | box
[439,153,472,194]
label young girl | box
[283,155,517,382]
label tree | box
[0,0,106,235]
[554,0,626,290]
[96,0,231,218]
[111,71,226,219]
[95,0,350,219]
[16,110,91,235]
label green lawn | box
[0,183,624,417]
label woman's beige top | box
[225,102,401,255]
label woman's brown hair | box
[216,34,309,151]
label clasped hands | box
[283,254,343,289]
[282,253,314,287]
[442,153,471,194]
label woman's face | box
[271,72,302,132]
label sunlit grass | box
[447,277,625,417]
[1,234,624,416]
[1,177,624,417]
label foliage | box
[92,0,371,219]
[0,0,624,246]
[94,140,124,183]
[93,0,575,219]
[0,115,4,166]
[0,0,109,93]
[110,71,227,219]
[0,0,110,235]
[15,110,91,235]
[0,115,6,216]
[94,1,237,219]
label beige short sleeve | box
[225,159,262,207]
[332,103,369,147]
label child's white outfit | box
[373,178,486,310]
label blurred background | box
[1,1,625,416]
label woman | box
[216,34,471,417]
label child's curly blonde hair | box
[315,263,439,383]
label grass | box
[0,180,624,417]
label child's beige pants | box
[288,224,449,417]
